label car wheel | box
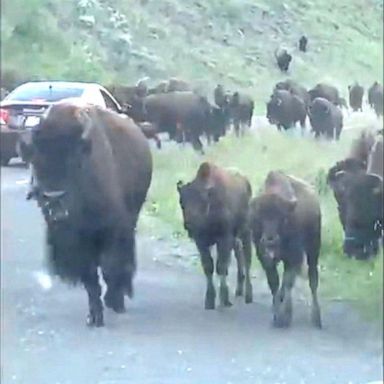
[1,156,11,166]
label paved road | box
[1,163,383,384]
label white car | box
[0,81,124,165]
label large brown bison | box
[229,92,254,137]
[249,171,322,328]
[140,91,211,153]
[177,162,253,309]
[274,49,292,72]
[308,97,343,140]
[348,82,364,112]
[368,81,383,117]
[274,79,310,109]
[328,135,383,259]
[308,83,341,106]
[266,89,307,131]
[28,102,152,327]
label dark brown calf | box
[177,162,253,309]
[249,171,322,328]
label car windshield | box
[6,83,84,102]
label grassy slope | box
[1,0,383,105]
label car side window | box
[100,90,120,112]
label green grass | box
[142,126,383,322]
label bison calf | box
[348,83,364,112]
[309,97,343,140]
[177,162,253,309]
[249,171,322,328]
[229,92,254,137]
[266,89,306,132]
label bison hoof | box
[235,286,243,297]
[219,286,232,307]
[272,313,291,328]
[205,294,215,310]
[245,291,253,304]
[104,291,126,314]
[87,312,104,327]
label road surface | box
[1,161,382,384]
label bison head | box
[266,93,283,125]
[332,170,383,259]
[309,97,331,117]
[29,103,94,225]
[177,179,225,238]
[250,193,297,266]
[327,158,367,231]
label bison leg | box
[233,239,245,297]
[196,242,216,309]
[82,265,104,327]
[216,236,233,307]
[234,120,240,137]
[103,273,126,314]
[241,230,253,303]
[306,230,322,328]
[154,135,162,149]
[273,265,297,328]
[308,262,322,328]
[257,246,279,297]
[191,135,205,155]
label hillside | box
[1,0,383,106]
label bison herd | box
[24,75,383,330]
[104,78,383,153]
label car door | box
[100,90,122,113]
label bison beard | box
[30,103,152,327]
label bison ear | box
[176,180,184,192]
